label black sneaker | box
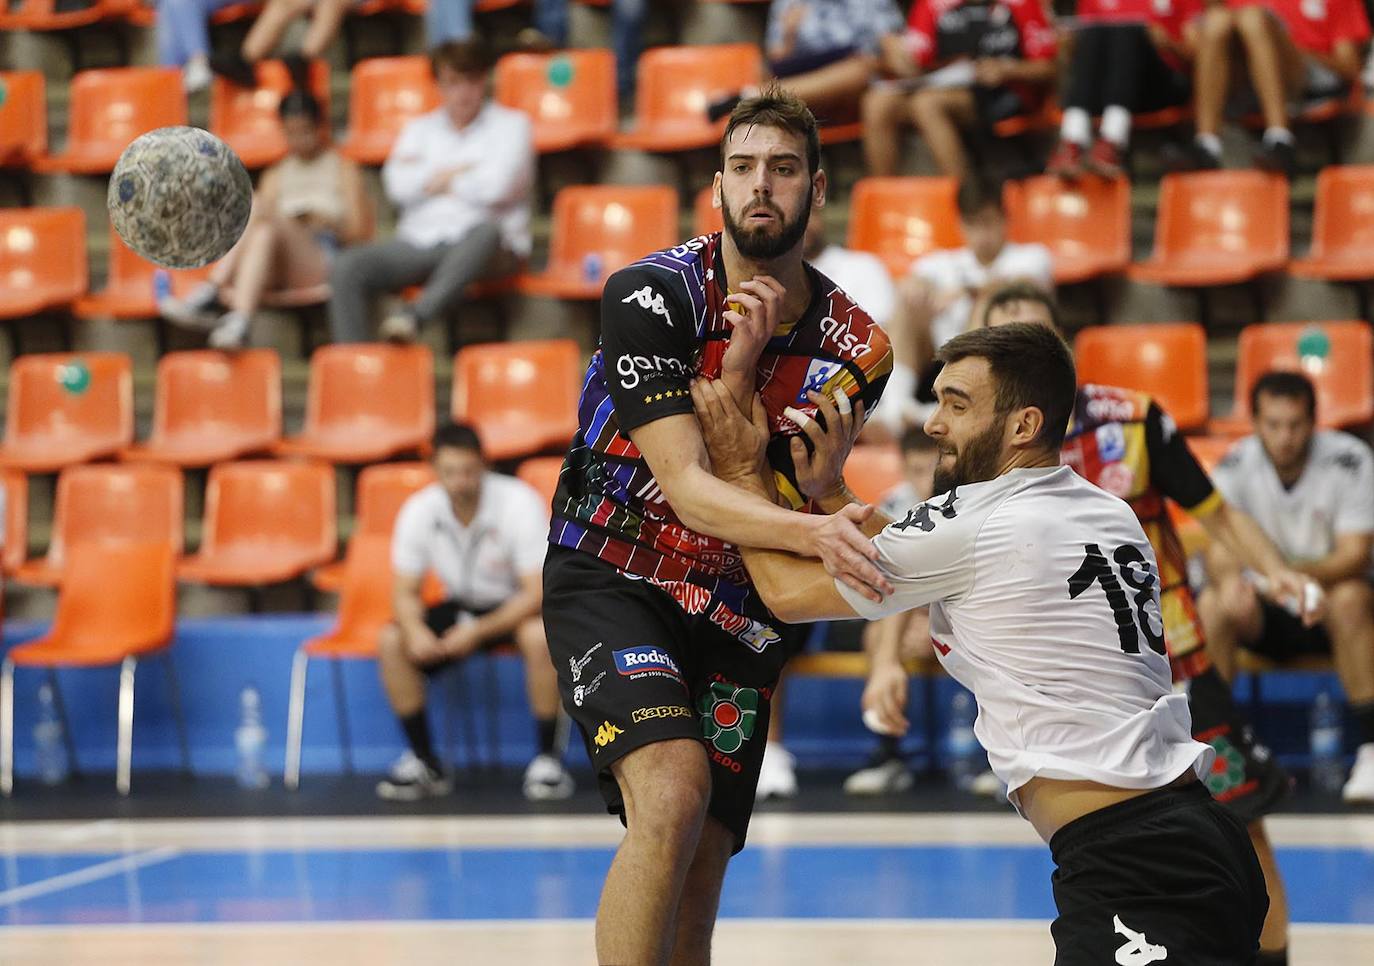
[1254,138,1296,177]
[1160,140,1222,174]
[375,751,453,801]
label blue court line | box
[2,844,1371,928]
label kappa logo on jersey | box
[1112,915,1167,965]
[892,488,959,533]
[796,358,842,403]
[621,285,673,327]
[1096,423,1126,463]
[613,646,684,682]
[593,720,623,748]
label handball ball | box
[107,126,252,269]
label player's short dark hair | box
[1251,370,1317,420]
[723,81,821,176]
[937,322,1077,452]
[956,175,1003,220]
[899,426,937,454]
[980,281,1061,331]
[278,88,323,124]
[432,422,484,458]
[430,37,496,78]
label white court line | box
[0,846,181,908]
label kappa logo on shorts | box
[631,705,693,724]
[569,642,602,684]
[698,681,758,755]
[593,721,623,748]
[613,646,684,683]
[1113,915,1168,965]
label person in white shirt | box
[1201,371,1374,804]
[691,322,1268,964]
[376,422,570,803]
[803,215,896,326]
[874,176,1052,438]
[328,39,534,344]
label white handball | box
[107,126,252,269]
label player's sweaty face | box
[1254,392,1315,475]
[717,125,816,260]
[435,446,486,506]
[925,357,1007,493]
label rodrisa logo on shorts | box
[613,646,683,683]
[698,681,758,755]
[593,721,623,748]
[631,705,693,724]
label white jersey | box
[1210,431,1374,567]
[392,475,549,609]
[836,466,1211,813]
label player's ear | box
[1010,406,1045,449]
[812,168,827,209]
[711,171,723,210]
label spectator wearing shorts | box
[376,422,571,803]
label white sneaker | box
[1342,743,1374,804]
[843,757,914,796]
[158,282,222,330]
[376,750,452,801]
[208,310,251,349]
[522,753,575,801]
[754,742,798,801]
[183,56,213,93]
[379,310,419,343]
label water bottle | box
[152,268,172,307]
[947,689,979,792]
[581,251,603,284]
[34,683,69,785]
[1310,690,1345,794]
[235,686,269,789]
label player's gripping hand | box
[720,276,785,407]
[809,503,893,603]
[786,388,866,502]
[691,377,771,484]
[861,658,910,736]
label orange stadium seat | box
[1073,323,1210,431]
[75,223,214,321]
[0,353,133,473]
[0,207,88,323]
[277,344,434,463]
[1130,171,1289,288]
[210,59,332,169]
[1216,321,1374,431]
[1004,175,1131,285]
[116,0,262,26]
[312,461,435,593]
[516,455,564,508]
[0,72,47,168]
[847,177,961,278]
[0,0,107,29]
[37,67,187,174]
[340,56,438,165]
[694,185,724,237]
[0,470,28,576]
[178,460,336,587]
[494,49,616,153]
[122,350,281,467]
[1290,165,1374,282]
[613,44,764,152]
[520,184,679,299]
[13,464,182,588]
[844,445,902,507]
[452,339,581,461]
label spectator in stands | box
[211,0,350,87]
[1199,372,1374,803]
[158,90,371,349]
[156,0,243,92]
[861,0,1058,179]
[377,422,572,802]
[1164,0,1371,176]
[706,0,906,125]
[869,176,1053,438]
[517,0,646,103]
[843,426,939,796]
[328,39,534,344]
[1046,0,1204,180]
[804,213,897,326]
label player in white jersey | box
[691,322,1268,964]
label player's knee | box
[1325,579,1374,631]
[621,741,711,832]
[860,87,901,125]
[909,89,950,126]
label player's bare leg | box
[1249,820,1290,960]
[669,817,735,966]
[599,739,712,966]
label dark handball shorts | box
[543,546,799,853]
[1247,600,1334,663]
[1049,781,1268,966]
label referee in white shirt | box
[692,323,1267,964]
[376,423,571,802]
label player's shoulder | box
[1077,383,1152,426]
[622,232,716,280]
[1312,429,1374,475]
[810,264,889,349]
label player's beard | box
[933,419,1005,493]
[722,188,812,261]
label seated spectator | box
[377,422,572,802]
[707,0,906,125]
[1047,0,1204,180]
[871,177,1052,438]
[844,426,938,796]
[155,0,243,92]
[159,90,371,349]
[804,211,897,326]
[328,39,533,343]
[1164,0,1370,176]
[1199,372,1374,804]
[862,0,1058,179]
[212,0,350,88]
[516,0,646,103]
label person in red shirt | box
[863,0,1058,180]
[1047,0,1204,180]
[1166,0,1370,175]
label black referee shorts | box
[1049,781,1268,966]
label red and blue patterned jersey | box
[549,232,892,630]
